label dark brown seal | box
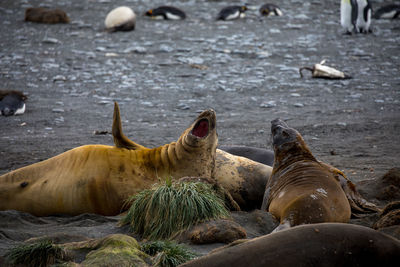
[261,119,351,231]
[25,8,70,24]
[218,145,274,166]
[181,223,400,267]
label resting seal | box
[261,119,351,231]
[181,223,400,267]
[218,145,274,166]
[0,105,217,216]
[112,103,272,211]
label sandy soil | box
[0,0,399,263]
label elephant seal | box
[112,103,272,211]
[0,104,217,216]
[181,223,400,267]
[218,145,274,166]
[261,119,351,231]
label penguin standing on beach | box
[341,0,372,34]
[356,0,372,33]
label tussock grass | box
[120,180,230,239]
[141,240,196,267]
[5,240,66,267]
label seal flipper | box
[319,161,381,215]
[112,102,147,150]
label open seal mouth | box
[191,118,209,138]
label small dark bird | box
[145,6,186,20]
[0,90,27,116]
[217,5,248,20]
[259,3,283,16]
[25,7,70,24]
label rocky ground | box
[0,0,399,264]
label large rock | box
[357,168,400,204]
[179,219,246,244]
[64,234,151,266]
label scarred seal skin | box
[181,223,400,267]
[0,105,217,216]
[261,119,351,231]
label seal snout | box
[271,118,289,130]
[270,119,297,147]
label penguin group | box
[104,3,285,30]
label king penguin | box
[356,0,372,33]
[341,0,372,34]
[217,5,248,20]
[145,6,186,20]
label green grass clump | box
[141,240,196,267]
[120,180,230,239]
[5,240,66,267]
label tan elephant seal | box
[181,223,400,267]
[0,105,217,216]
[112,103,272,211]
[261,119,351,231]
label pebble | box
[52,108,64,113]
[294,103,304,107]
[123,46,147,54]
[53,75,67,82]
[177,103,190,110]
[260,101,276,108]
[42,38,60,44]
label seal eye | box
[192,119,209,138]
[282,130,290,138]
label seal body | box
[373,4,400,19]
[262,119,351,231]
[259,3,283,16]
[0,108,217,216]
[111,103,272,211]
[215,149,272,210]
[181,223,400,267]
[145,6,186,20]
[218,145,274,166]
[24,7,70,24]
[105,6,136,32]
[217,6,248,20]
[0,90,27,116]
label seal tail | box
[112,102,146,150]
